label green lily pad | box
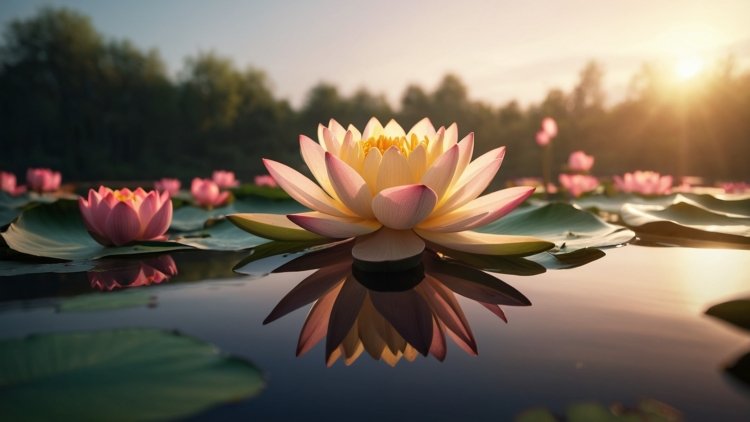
[479,202,635,253]
[171,197,305,232]
[172,219,269,251]
[0,258,95,276]
[58,289,157,312]
[0,328,264,421]
[621,198,750,248]
[0,200,192,260]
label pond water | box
[1,244,748,421]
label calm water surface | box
[1,246,749,421]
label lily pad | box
[0,328,264,421]
[621,198,750,248]
[171,197,305,232]
[479,202,635,253]
[1,200,191,260]
[58,289,157,312]
[0,258,95,276]
[172,219,270,251]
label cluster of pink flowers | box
[535,117,558,146]
[1,168,62,196]
[189,170,239,208]
[720,181,749,194]
[614,171,673,195]
[558,151,599,197]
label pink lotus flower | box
[212,170,239,188]
[567,150,594,172]
[614,171,673,195]
[535,130,551,146]
[720,182,749,194]
[1,171,27,196]
[89,255,178,291]
[229,117,553,265]
[254,174,278,188]
[559,174,599,198]
[26,168,61,193]
[191,178,230,208]
[78,186,173,246]
[154,178,181,196]
[541,117,558,138]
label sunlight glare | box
[674,56,704,81]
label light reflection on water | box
[0,245,749,420]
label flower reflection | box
[262,242,530,366]
[88,255,178,291]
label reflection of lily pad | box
[622,198,750,248]
[0,200,191,260]
[706,299,750,332]
[58,289,157,312]
[480,202,634,252]
[0,329,264,421]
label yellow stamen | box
[360,134,429,156]
[113,190,135,202]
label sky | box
[2,0,749,108]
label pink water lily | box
[559,174,599,198]
[535,130,551,146]
[1,171,26,196]
[614,171,673,195]
[254,174,278,188]
[27,168,61,193]
[567,150,594,172]
[154,178,181,196]
[541,117,558,138]
[191,178,230,208]
[78,186,173,246]
[229,117,553,265]
[212,170,239,188]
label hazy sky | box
[2,0,749,108]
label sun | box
[674,56,704,81]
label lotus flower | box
[1,171,26,196]
[26,168,61,193]
[535,130,551,146]
[254,174,278,188]
[541,117,558,138]
[191,178,230,208]
[88,255,178,291]
[559,174,599,198]
[78,186,173,246]
[229,118,552,265]
[260,241,528,366]
[212,170,239,188]
[154,178,181,196]
[567,150,594,172]
[614,171,673,195]
[720,182,749,194]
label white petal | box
[227,213,324,241]
[362,148,382,195]
[326,152,374,218]
[384,119,406,137]
[420,144,459,200]
[415,229,553,256]
[452,133,474,186]
[372,184,437,230]
[376,147,413,191]
[264,159,351,217]
[407,118,436,139]
[408,144,427,181]
[434,146,506,215]
[362,117,384,140]
[288,212,381,238]
[300,135,339,200]
[318,124,340,155]
[352,228,425,263]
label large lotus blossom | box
[26,168,61,193]
[559,174,599,198]
[254,174,278,188]
[154,178,181,196]
[229,118,552,265]
[89,255,178,291]
[191,178,230,208]
[1,171,26,196]
[261,242,527,366]
[212,170,239,188]
[614,171,673,195]
[567,150,594,172]
[78,186,173,246]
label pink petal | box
[103,201,143,246]
[137,191,160,226]
[433,146,506,216]
[141,197,172,239]
[325,152,373,218]
[351,228,425,263]
[287,212,381,238]
[297,283,344,356]
[264,159,351,217]
[371,184,437,230]
[300,135,339,200]
[420,143,459,199]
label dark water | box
[1,246,749,421]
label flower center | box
[360,134,429,156]
[113,190,135,202]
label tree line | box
[1,8,748,185]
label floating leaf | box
[705,299,750,332]
[0,258,95,276]
[621,199,750,248]
[479,202,634,253]
[0,200,191,260]
[172,219,270,251]
[0,329,264,420]
[171,198,305,232]
[58,289,157,312]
